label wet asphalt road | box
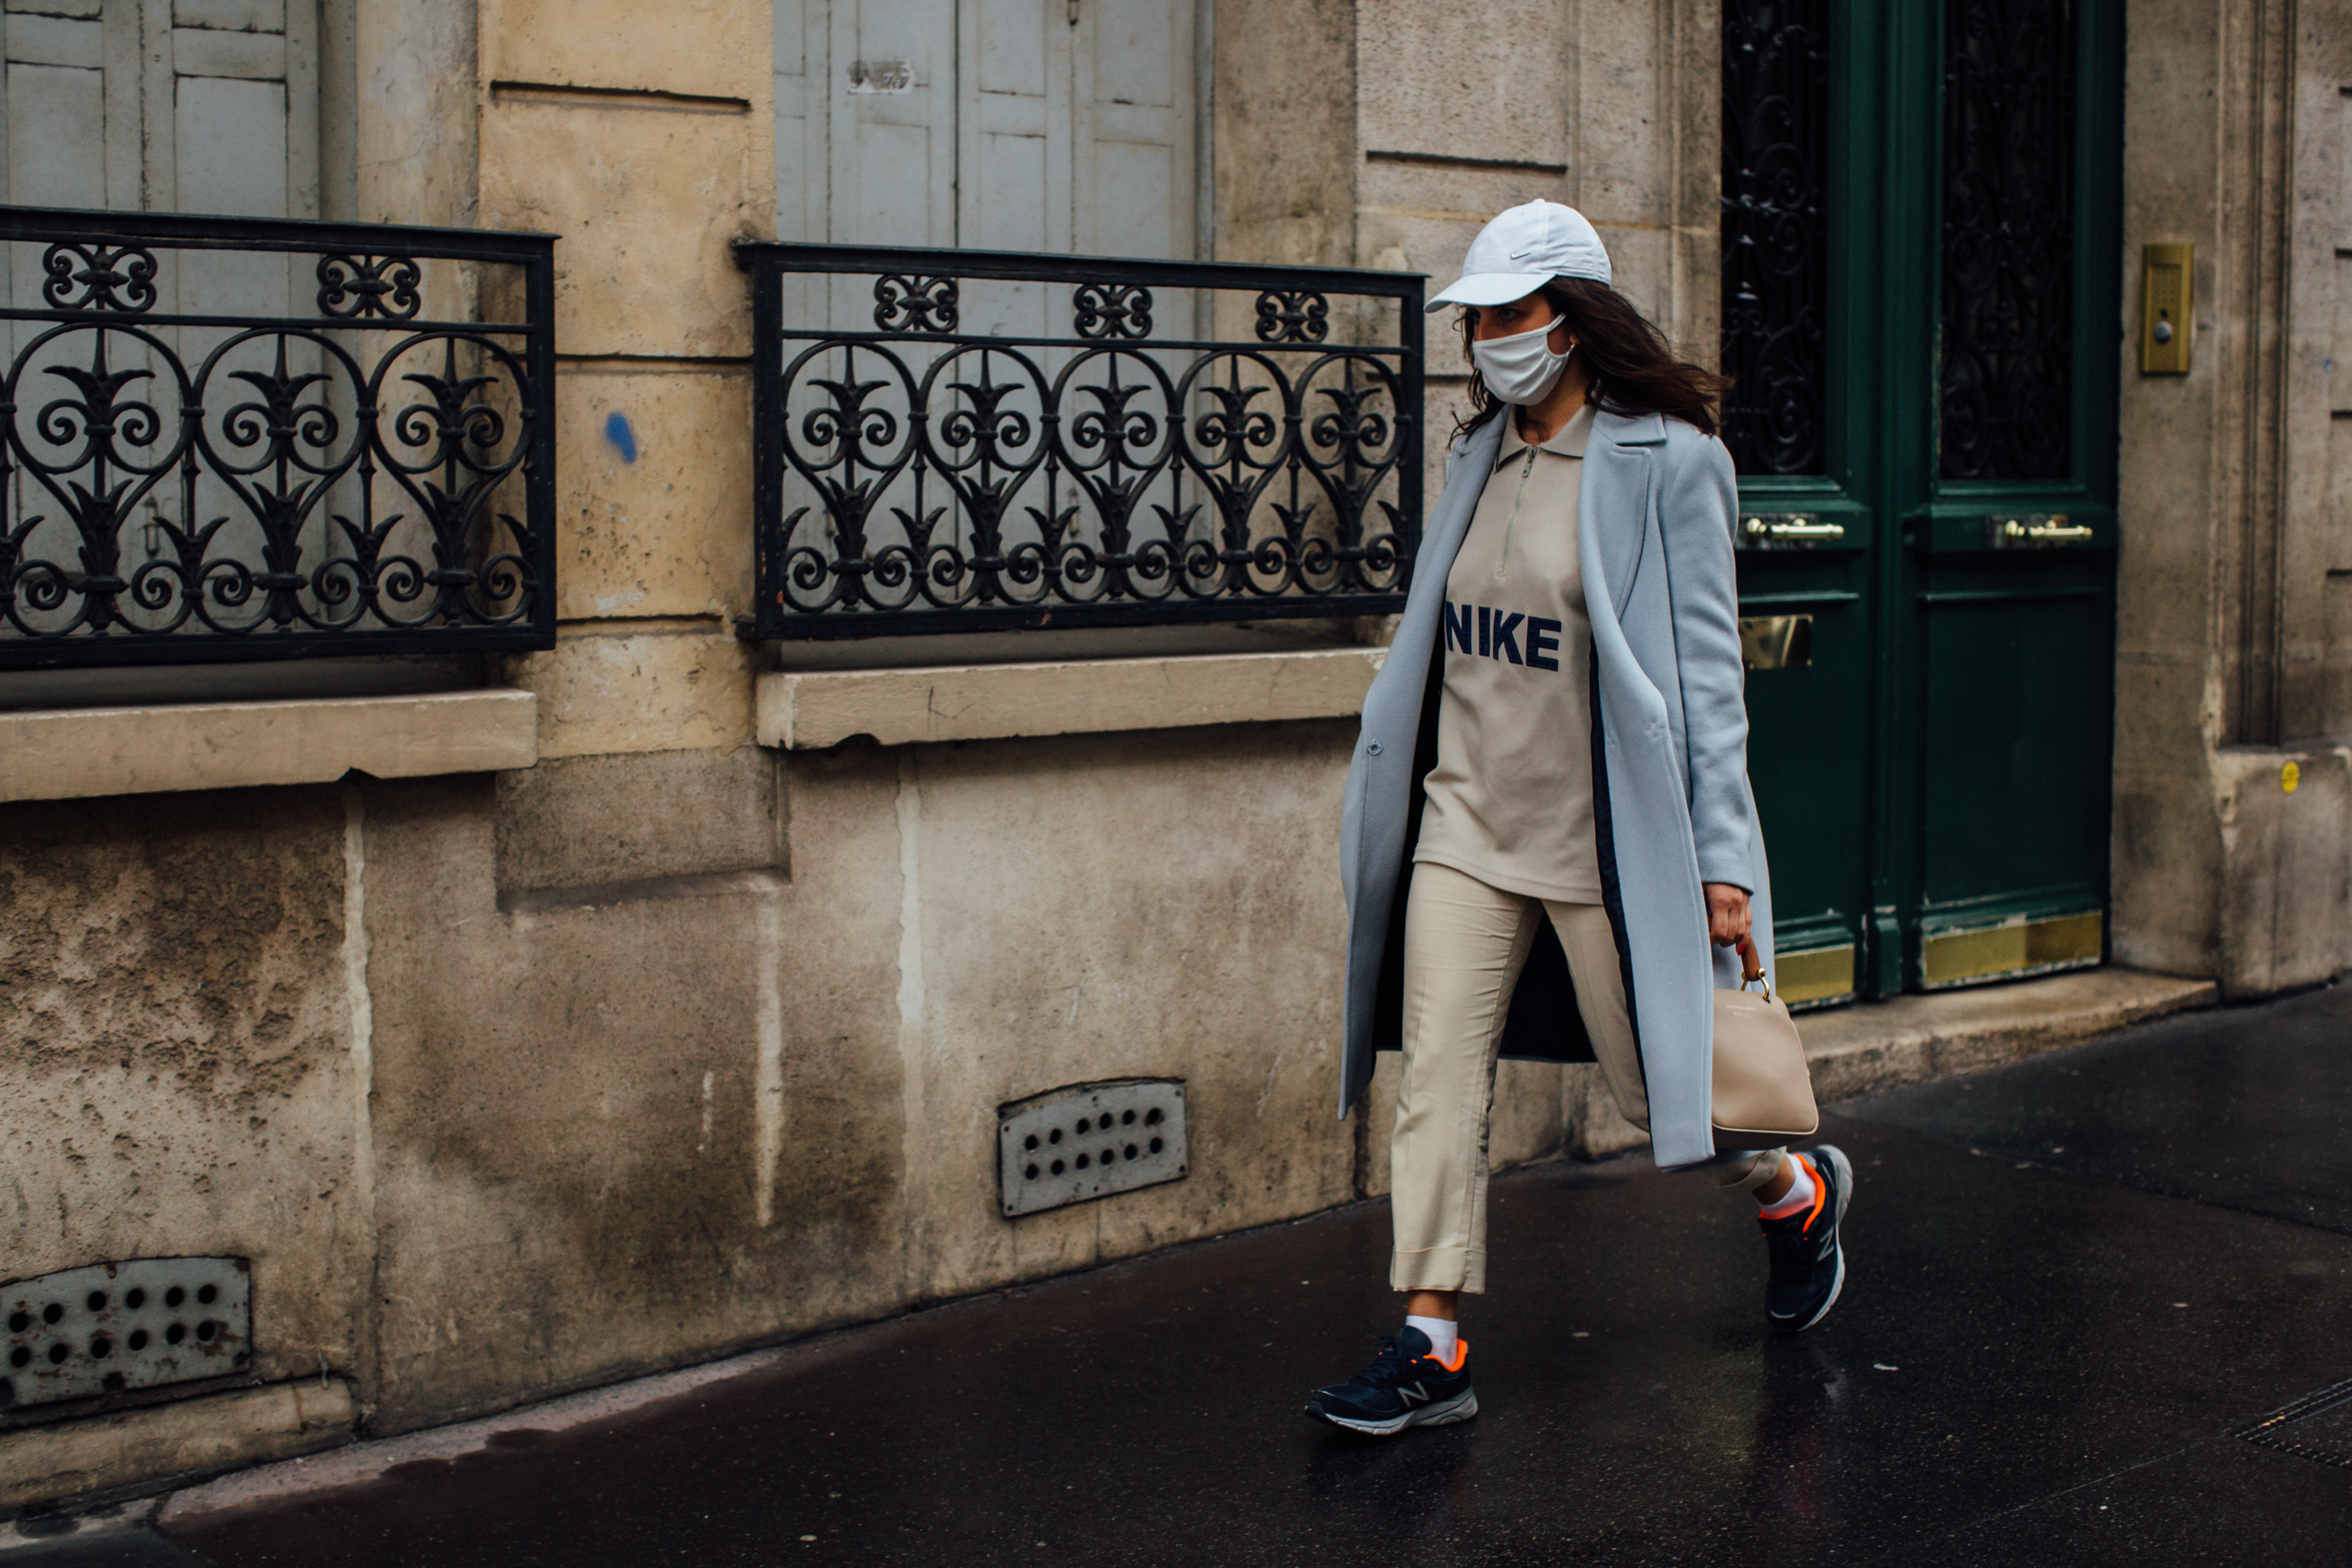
[37,983,2352,1565]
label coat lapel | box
[1579,410,1665,619]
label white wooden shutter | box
[0,0,315,219]
[831,0,957,247]
[2,2,115,210]
[787,0,1199,263]
[1071,0,1193,262]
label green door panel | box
[1740,522,1873,1007]
[1725,0,2120,1000]
[1916,586,2109,907]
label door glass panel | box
[1939,0,2077,481]
[1720,0,1829,476]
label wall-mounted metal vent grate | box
[2236,1375,2352,1469]
[3,1258,252,1409]
[998,1079,1187,1218]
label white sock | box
[1757,1154,1816,1220]
[1404,1314,1459,1362]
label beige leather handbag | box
[1713,936,1820,1146]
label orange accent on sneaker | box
[1795,1154,1829,1233]
[1436,1337,1470,1373]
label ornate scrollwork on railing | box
[42,243,159,314]
[1940,0,2076,481]
[0,210,556,666]
[873,274,959,335]
[315,253,424,320]
[1254,289,1329,345]
[1072,282,1152,341]
[734,244,1425,637]
[1720,0,1828,476]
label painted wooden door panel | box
[1721,0,1874,1005]
[1918,590,2108,902]
[1725,0,2120,1000]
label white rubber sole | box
[1309,1387,1479,1436]
[1793,1241,1846,1331]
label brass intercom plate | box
[2140,242,2192,374]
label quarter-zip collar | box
[1497,401,1596,464]
[1486,402,1594,580]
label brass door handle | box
[1990,514,2093,546]
[1739,514,1847,548]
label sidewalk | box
[25,983,2352,1565]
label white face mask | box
[1470,318,1575,406]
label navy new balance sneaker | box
[1304,1327,1477,1436]
[1761,1145,1852,1333]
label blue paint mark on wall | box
[604,410,638,463]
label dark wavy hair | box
[1454,276,1728,440]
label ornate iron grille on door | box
[1939,0,2077,481]
[732,244,1423,638]
[1720,0,1830,477]
[0,208,556,668]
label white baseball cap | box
[1425,200,1612,313]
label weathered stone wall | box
[2112,0,2352,994]
[354,721,1367,1431]
[0,789,368,1388]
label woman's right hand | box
[1704,882,1751,947]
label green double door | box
[1721,0,2122,1004]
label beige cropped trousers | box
[1390,861,1788,1294]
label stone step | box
[1801,967,2219,1104]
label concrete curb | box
[1803,967,2219,1104]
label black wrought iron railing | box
[733,243,1424,639]
[0,207,556,668]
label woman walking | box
[1308,201,1852,1436]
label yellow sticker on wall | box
[2282,760,2301,794]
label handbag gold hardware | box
[1712,936,1821,1147]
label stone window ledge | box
[756,645,1386,750]
[0,689,539,804]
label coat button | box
[1365,740,1382,756]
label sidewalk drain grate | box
[3,1258,253,1409]
[2234,1375,2352,1468]
[998,1079,1187,1218]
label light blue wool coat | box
[1336,406,1775,1171]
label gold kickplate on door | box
[1921,910,2103,988]
[1739,614,1812,671]
[1774,943,1855,1007]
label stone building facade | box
[1,0,2346,1508]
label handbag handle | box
[1735,936,1774,1003]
